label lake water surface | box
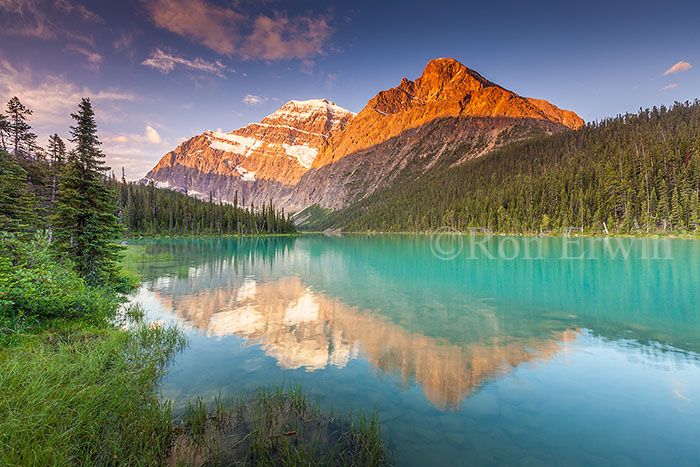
[128,234,700,466]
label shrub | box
[0,234,120,332]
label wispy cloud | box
[300,59,315,75]
[64,43,102,71]
[54,0,102,22]
[243,15,331,60]
[0,56,135,129]
[143,0,244,55]
[661,83,678,91]
[0,0,56,38]
[101,142,170,181]
[142,0,332,60]
[0,0,101,38]
[144,125,162,144]
[104,125,164,145]
[141,48,229,77]
[242,94,266,105]
[664,61,692,76]
[102,125,171,179]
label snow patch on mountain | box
[207,132,258,155]
[282,143,318,168]
[270,99,356,126]
[236,166,256,181]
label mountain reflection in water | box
[132,236,588,409]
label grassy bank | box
[0,317,185,465]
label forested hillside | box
[112,178,295,236]
[304,101,700,234]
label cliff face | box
[143,58,584,211]
[143,99,355,204]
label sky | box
[1,0,699,180]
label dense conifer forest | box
[304,101,700,235]
[112,178,295,236]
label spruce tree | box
[689,191,700,230]
[54,98,123,285]
[6,97,37,159]
[670,186,683,229]
[0,151,37,235]
[47,134,66,203]
[0,112,9,151]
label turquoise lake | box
[128,234,700,466]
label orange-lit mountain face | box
[144,58,583,211]
[312,57,582,169]
[143,99,355,205]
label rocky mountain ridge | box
[142,99,355,205]
[144,58,584,212]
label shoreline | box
[298,230,700,240]
[121,232,302,241]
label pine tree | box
[0,112,9,151]
[54,98,123,285]
[6,97,37,159]
[689,191,700,230]
[47,134,66,203]
[0,151,37,235]
[671,186,683,229]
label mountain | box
[143,99,355,205]
[143,58,583,212]
[302,101,700,235]
[284,58,583,211]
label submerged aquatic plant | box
[170,383,390,466]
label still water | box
[127,234,700,466]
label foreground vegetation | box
[0,316,184,465]
[304,101,700,235]
[0,237,387,466]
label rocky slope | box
[143,99,355,205]
[143,58,583,212]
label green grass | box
[170,384,390,466]
[0,312,186,466]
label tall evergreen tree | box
[54,98,123,284]
[6,97,37,159]
[0,112,9,151]
[0,151,37,235]
[670,186,683,229]
[47,133,66,203]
